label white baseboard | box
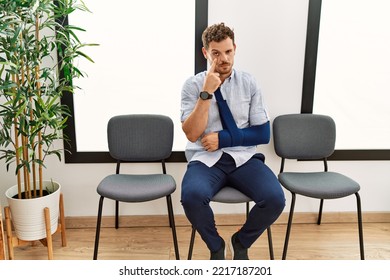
[64,211,390,229]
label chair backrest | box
[107,114,174,162]
[273,114,336,160]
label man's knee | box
[255,189,285,214]
[267,189,286,218]
[273,191,286,214]
[181,187,211,209]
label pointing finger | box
[208,59,217,74]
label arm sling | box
[214,87,270,149]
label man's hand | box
[201,132,219,152]
[202,59,221,94]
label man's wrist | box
[199,91,213,100]
[218,130,232,148]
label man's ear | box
[202,47,208,59]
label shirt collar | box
[224,68,235,84]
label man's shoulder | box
[182,71,207,94]
[232,69,257,85]
[233,69,255,79]
[189,70,207,80]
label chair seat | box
[97,174,176,202]
[212,187,251,203]
[278,171,360,199]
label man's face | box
[203,37,236,76]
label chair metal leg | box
[246,202,249,219]
[115,200,119,229]
[166,195,180,260]
[282,192,296,260]
[282,192,364,260]
[188,226,196,260]
[93,196,105,260]
[317,199,324,225]
[266,227,274,260]
[355,192,365,260]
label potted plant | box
[0,0,94,245]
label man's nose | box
[219,53,228,62]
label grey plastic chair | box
[93,114,180,260]
[272,113,364,260]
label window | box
[301,0,390,160]
[59,0,208,163]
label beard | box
[216,63,232,75]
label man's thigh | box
[227,157,281,201]
[181,160,227,201]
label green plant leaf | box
[0,0,96,198]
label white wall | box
[1,0,390,217]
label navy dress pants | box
[181,153,285,252]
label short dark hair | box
[202,22,235,50]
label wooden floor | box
[5,219,390,260]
